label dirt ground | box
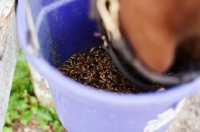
[168,91,200,132]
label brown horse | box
[118,0,200,73]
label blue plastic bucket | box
[17,0,200,132]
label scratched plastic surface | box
[16,0,200,132]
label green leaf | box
[49,107,56,115]
[9,111,20,121]
[22,90,28,97]
[53,120,64,132]
[30,96,38,104]
[15,100,28,111]
[11,49,34,94]
[53,120,59,129]
[37,116,48,130]
[5,109,19,125]
[9,93,20,103]
[3,127,12,132]
[5,115,12,125]
[31,104,38,114]
[37,108,53,121]
[21,110,33,125]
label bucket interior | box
[31,0,102,68]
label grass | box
[3,49,65,132]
